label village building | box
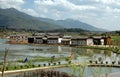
[61,36,72,45]
[28,36,46,44]
[32,33,46,36]
[71,37,93,46]
[47,33,63,44]
[61,39,71,45]
[92,36,111,45]
[47,36,59,44]
[58,37,62,44]
[34,36,43,44]
[28,36,34,43]
[103,36,111,45]
[93,36,105,45]
[11,32,111,46]
[47,33,63,37]
[9,34,28,44]
[42,37,48,44]
[29,33,47,44]
[28,33,63,44]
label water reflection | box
[0,38,120,65]
[56,67,120,77]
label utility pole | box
[2,48,9,77]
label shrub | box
[89,60,92,64]
[101,61,103,64]
[112,61,115,64]
[43,64,46,67]
[54,63,56,65]
[0,68,2,71]
[38,64,41,67]
[32,65,35,67]
[48,63,51,66]
[68,61,71,64]
[14,66,17,69]
[6,67,8,70]
[20,66,23,68]
[95,61,98,64]
[118,61,120,64]
[98,57,103,62]
[65,57,70,61]
[58,62,61,65]
[106,61,108,64]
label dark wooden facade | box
[47,36,59,44]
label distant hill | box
[39,18,105,31]
[0,8,63,31]
[57,19,106,31]
[0,8,105,31]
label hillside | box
[57,19,105,31]
[0,8,63,31]
[39,18,105,31]
[0,8,105,31]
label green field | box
[111,36,120,45]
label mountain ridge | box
[0,8,106,31]
[38,18,106,31]
[0,8,63,31]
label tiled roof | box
[71,36,91,40]
[61,39,71,41]
[47,36,59,38]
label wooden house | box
[61,36,72,45]
[9,34,28,44]
[93,36,104,45]
[28,36,34,43]
[103,36,111,45]
[47,33,63,37]
[34,36,43,44]
[47,36,59,44]
[32,33,46,36]
[71,37,93,46]
[61,39,71,45]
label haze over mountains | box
[0,8,105,31]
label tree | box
[2,48,9,77]
[70,61,87,77]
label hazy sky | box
[0,0,120,31]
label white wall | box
[100,39,104,45]
[58,38,62,44]
[87,39,93,46]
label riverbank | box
[75,45,114,51]
[1,62,120,75]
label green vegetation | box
[0,8,99,32]
[16,56,67,63]
[106,31,120,36]
[0,57,71,71]
[111,36,120,45]
[0,29,32,38]
[111,36,120,41]
[70,61,87,77]
[0,56,69,71]
[0,8,63,31]
[112,47,120,54]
